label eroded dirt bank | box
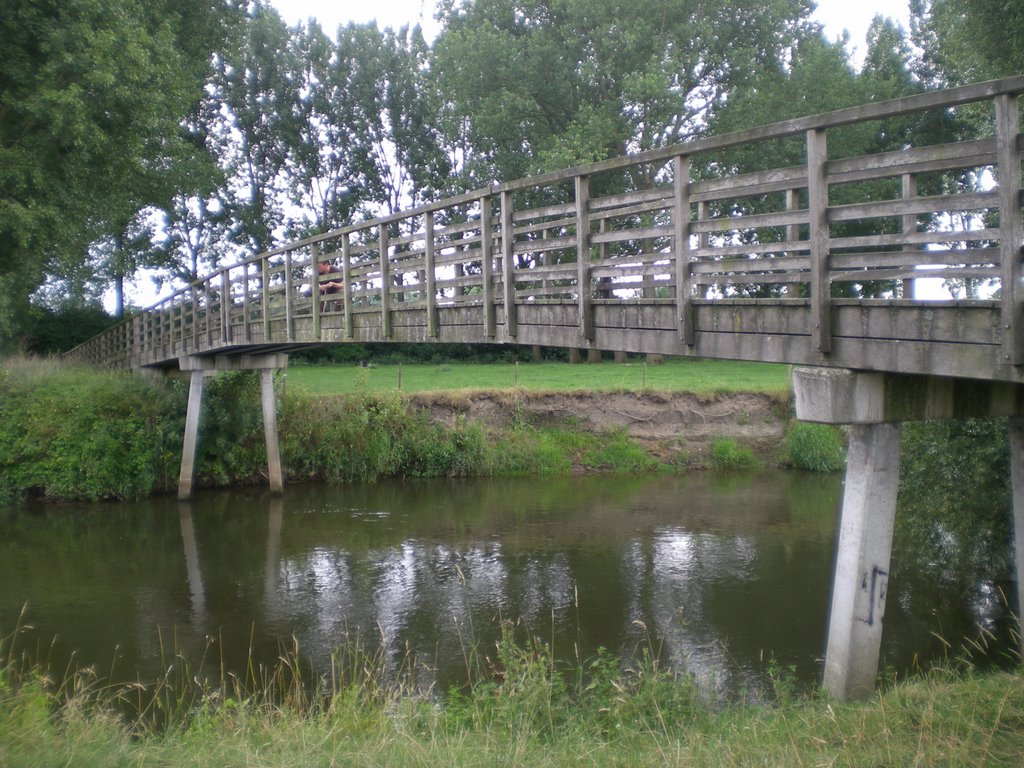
[411,390,793,465]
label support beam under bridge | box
[176,354,287,501]
[793,367,1024,699]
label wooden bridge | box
[67,76,1024,700]
[70,77,1024,383]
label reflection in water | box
[0,472,1015,699]
[178,505,207,628]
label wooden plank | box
[513,201,575,222]
[827,139,997,183]
[833,302,1000,345]
[590,186,672,213]
[691,165,807,201]
[512,235,577,253]
[692,208,808,234]
[831,227,1000,250]
[830,248,997,269]
[996,92,1024,364]
[807,127,832,353]
[591,225,671,245]
[831,266,998,283]
[693,238,809,259]
[830,191,998,222]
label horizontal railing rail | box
[66,76,1024,380]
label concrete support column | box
[1008,417,1024,649]
[823,422,902,699]
[178,370,207,500]
[261,368,284,493]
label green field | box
[286,358,792,395]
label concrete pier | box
[822,422,902,699]
[176,354,288,500]
[177,370,208,500]
[793,367,1024,699]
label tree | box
[0,0,238,339]
[911,0,1024,85]
[210,3,303,257]
[432,0,816,183]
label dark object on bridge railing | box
[66,75,1024,383]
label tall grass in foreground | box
[2,616,1022,768]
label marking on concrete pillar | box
[860,565,888,627]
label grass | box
[1,631,1021,768]
[286,358,792,396]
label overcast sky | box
[271,0,913,66]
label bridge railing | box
[67,76,1024,369]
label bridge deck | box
[68,77,1024,383]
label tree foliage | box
[912,0,1024,84]
[0,0,235,337]
[432,0,816,182]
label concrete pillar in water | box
[177,353,288,500]
[793,366,1024,698]
[1008,418,1024,648]
[178,370,207,500]
[261,367,283,493]
[823,422,901,699]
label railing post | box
[220,268,230,344]
[575,174,595,342]
[425,212,439,338]
[380,224,392,339]
[807,127,832,354]
[190,286,199,352]
[501,189,518,339]
[673,155,695,345]
[204,278,212,346]
[480,195,496,338]
[284,251,294,342]
[311,242,321,341]
[261,256,270,342]
[242,262,251,343]
[342,232,353,339]
[785,188,802,299]
[996,92,1024,365]
[901,174,919,300]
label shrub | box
[786,422,845,472]
[0,357,182,501]
[709,438,759,470]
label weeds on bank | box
[2,610,1023,768]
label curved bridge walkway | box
[69,77,1024,698]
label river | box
[0,472,1014,701]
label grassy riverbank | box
[0,356,802,503]
[1,647,1021,767]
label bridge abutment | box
[176,354,287,500]
[793,367,1024,699]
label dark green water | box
[0,472,1014,699]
